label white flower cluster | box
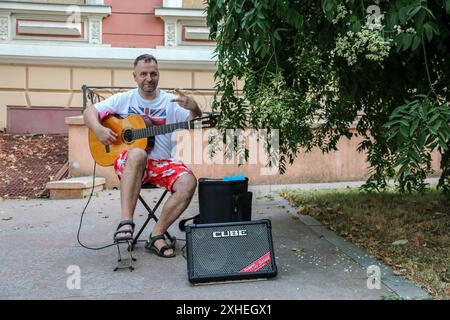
[332,4,350,24]
[394,25,416,35]
[333,26,391,66]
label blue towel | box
[223,174,246,181]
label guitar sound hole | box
[123,129,133,143]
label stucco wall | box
[183,0,205,8]
[103,0,165,48]
[1,61,443,186]
[66,115,443,188]
[0,63,216,133]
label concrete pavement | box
[0,183,430,300]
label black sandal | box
[113,220,135,242]
[145,234,176,258]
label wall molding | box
[0,2,110,15]
[155,7,213,47]
[155,7,205,18]
[0,43,216,70]
[0,1,110,44]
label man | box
[83,54,202,258]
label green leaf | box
[437,130,447,142]
[421,6,437,20]
[417,129,426,148]
[429,21,441,35]
[351,20,362,33]
[256,19,265,31]
[400,125,409,138]
[438,139,448,151]
[321,0,337,20]
[387,8,399,29]
[409,149,421,164]
[428,126,438,135]
[398,6,409,23]
[387,130,399,142]
[411,35,421,50]
[253,38,260,53]
[409,119,420,136]
[421,100,429,118]
[414,10,427,33]
[446,0,450,14]
[391,103,410,117]
[440,107,450,116]
[402,33,413,50]
[394,34,403,52]
[384,119,401,128]
[407,6,422,20]
[424,23,433,41]
[428,112,440,123]
[273,29,282,41]
[399,119,410,127]
[433,120,442,131]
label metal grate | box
[0,134,68,199]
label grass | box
[281,187,450,299]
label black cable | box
[176,238,187,259]
[77,161,189,254]
[181,244,187,259]
[76,161,117,250]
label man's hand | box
[170,89,202,118]
[95,126,118,145]
[83,104,118,145]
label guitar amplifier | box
[185,219,277,284]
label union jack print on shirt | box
[127,105,167,126]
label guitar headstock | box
[190,113,218,129]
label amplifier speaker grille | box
[186,220,277,283]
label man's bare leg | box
[151,173,197,255]
[116,148,147,240]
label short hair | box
[133,54,158,68]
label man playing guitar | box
[83,54,202,258]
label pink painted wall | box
[103,0,164,48]
[7,106,82,135]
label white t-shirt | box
[95,88,190,160]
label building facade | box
[0,0,215,134]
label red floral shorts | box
[114,150,192,193]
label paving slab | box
[0,184,430,300]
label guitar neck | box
[132,120,191,140]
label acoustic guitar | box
[88,114,217,166]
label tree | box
[206,0,450,193]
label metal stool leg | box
[114,240,136,272]
[132,190,175,248]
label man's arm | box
[83,104,117,145]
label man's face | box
[133,60,159,94]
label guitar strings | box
[131,122,191,140]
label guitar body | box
[88,114,152,166]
